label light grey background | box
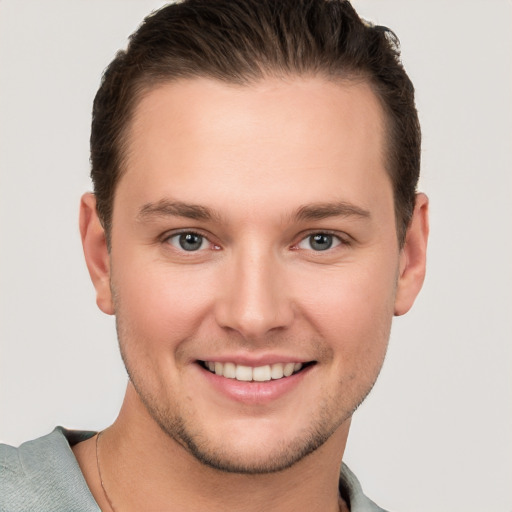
[1,1,511,511]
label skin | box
[76,76,429,512]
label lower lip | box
[198,364,314,405]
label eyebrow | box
[137,200,221,222]
[137,199,370,224]
[293,201,371,222]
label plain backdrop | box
[1,1,511,511]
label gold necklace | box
[95,431,346,512]
[96,431,117,512]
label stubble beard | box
[135,391,351,475]
[124,369,366,475]
[118,334,384,476]
[112,286,389,476]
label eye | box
[297,233,342,251]
[167,232,209,251]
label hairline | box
[104,71,405,248]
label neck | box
[96,384,350,512]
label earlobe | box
[394,193,429,316]
[79,193,115,315]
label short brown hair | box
[91,0,420,245]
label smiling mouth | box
[199,360,314,382]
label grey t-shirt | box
[0,427,388,511]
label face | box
[82,76,426,474]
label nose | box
[214,245,294,340]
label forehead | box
[118,76,390,221]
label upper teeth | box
[205,361,303,382]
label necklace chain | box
[95,430,346,512]
[96,431,117,512]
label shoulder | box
[339,463,390,512]
[0,427,100,512]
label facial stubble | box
[114,323,388,475]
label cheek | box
[111,261,215,346]
[298,260,397,357]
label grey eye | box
[309,234,333,251]
[297,233,341,251]
[168,232,207,251]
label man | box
[0,0,428,510]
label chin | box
[169,422,334,474]
[142,398,348,475]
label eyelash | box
[162,229,349,253]
[293,231,348,252]
[164,230,220,252]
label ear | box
[394,193,429,316]
[79,193,114,315]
